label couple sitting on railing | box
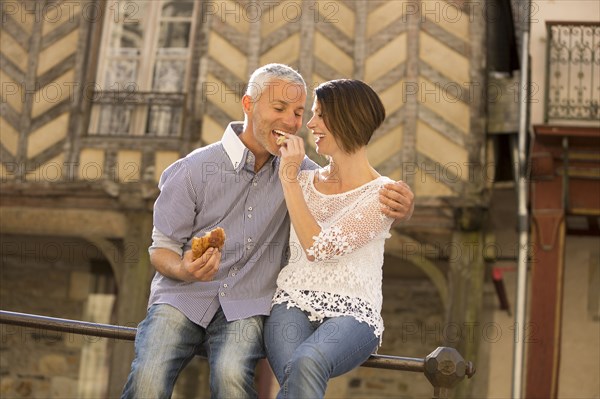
[120,63,415,399]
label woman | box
[265,79,396,399]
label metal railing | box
[0,310,475,399]
[88,91,186,137]
[545,22,600,122]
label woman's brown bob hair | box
[314,79,386,154]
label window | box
[89,1,198,136]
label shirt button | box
[231,272,237,277]
[220,292,225,297]
[247,238,252,242]
[248,214,252,219]
[253,182,258,186]
[223,283,228,288]
[248,206,253,211]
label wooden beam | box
[526,127,571,398]
[527,178,565,398]
[107,211,153,398]
[446,207,487,399]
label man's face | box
[244,79,307,156]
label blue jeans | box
[121,304,264,399]
[264,303,379,399]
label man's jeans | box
[121,304,264,399]
[264,303,378,399]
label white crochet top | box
[273,169,394,343]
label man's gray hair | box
[245,63,306,102]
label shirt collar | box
[221,122,247,171]
[222,122,278,173]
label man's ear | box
[242,94,253,115]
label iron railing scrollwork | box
[545,22,600,122]
[89,91,186,137]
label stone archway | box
[386,231,448,305]
[0,206,153,397]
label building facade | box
[1,1,598,398]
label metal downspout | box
[512,1,531,397]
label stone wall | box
[0,234,116,398]
[323,277,445,399]
[1,236,446,398]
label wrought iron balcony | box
[545,22,600,122]
[88,91,186,137]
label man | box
[121,64,414,398]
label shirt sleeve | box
[153,158,200,246]
[306,182,394,262]
[301,155,319,171]
[149,227,184,257]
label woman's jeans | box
[121,304,264,399]
[264,303,379,399]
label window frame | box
[88,0,199,137]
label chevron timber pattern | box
[199,0,482,201]
[1,0,86,182]
[1,0,484,199]
[365,0,476,199]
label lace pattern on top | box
[272,289,383,341]
[274,170,394,345]
[300,171,393,262]
[306,226,354,260]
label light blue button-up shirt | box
[148,122,317,327]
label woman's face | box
[306,99,339,156]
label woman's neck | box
[317,149,379,193]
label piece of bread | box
[192,227,226,260]
[276,134,286,146]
